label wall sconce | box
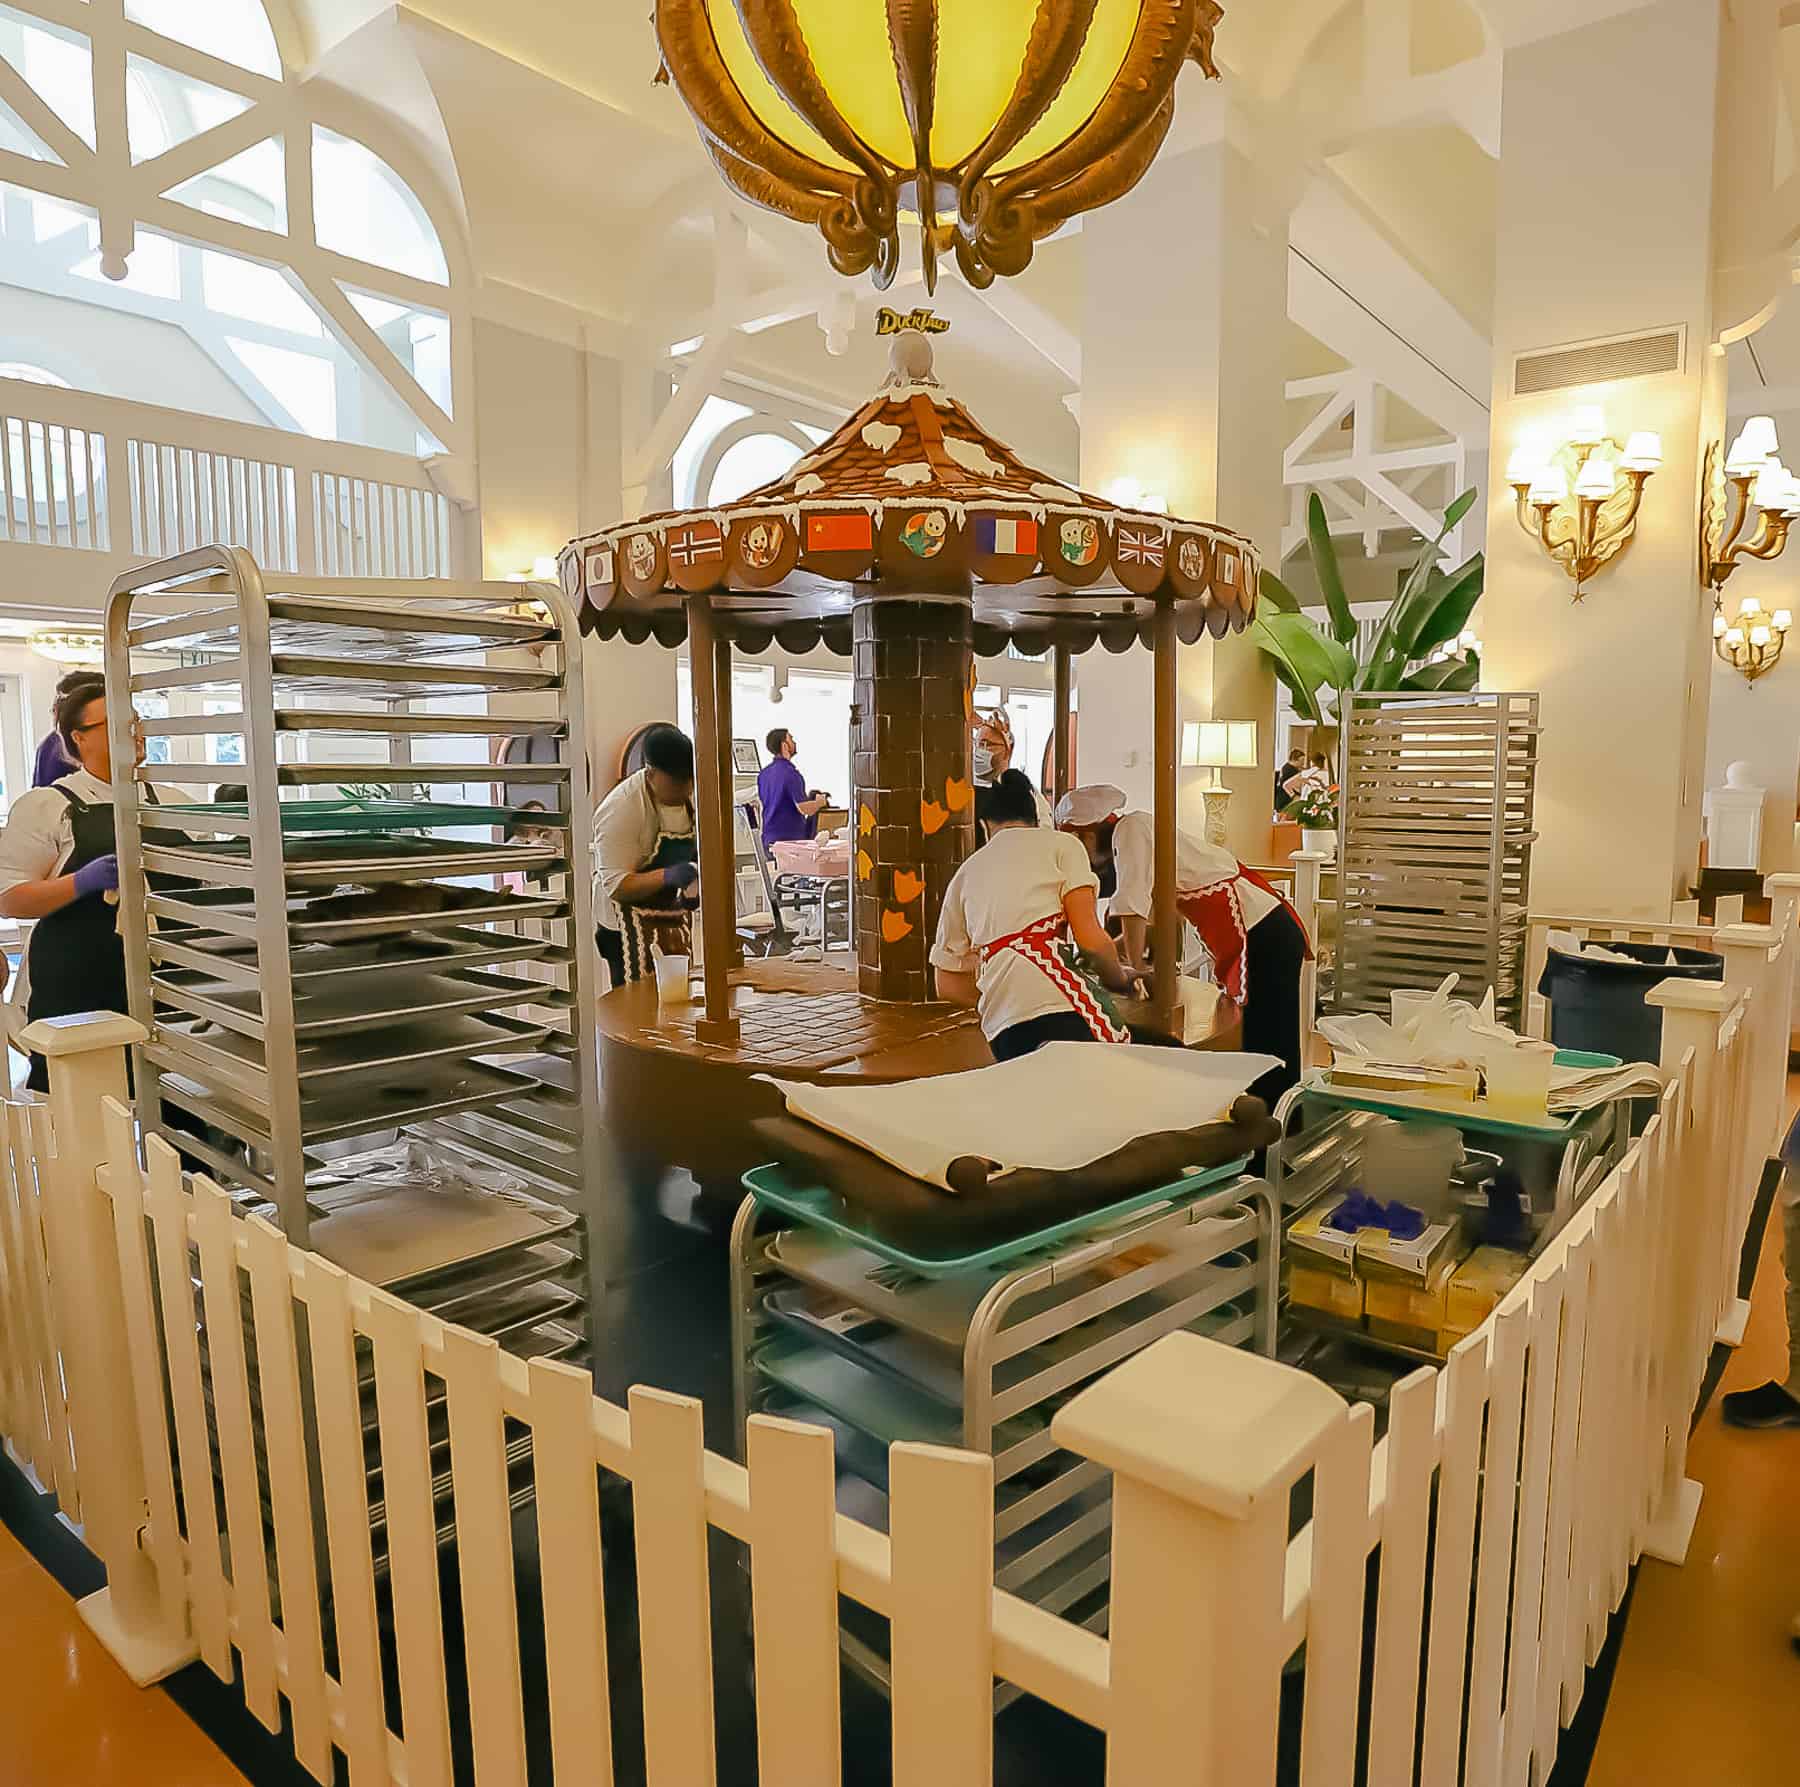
[1701,415,1800,593]
[1713,592,1792,684]
[1505,406,1661,600]
[1181,719,1258,845]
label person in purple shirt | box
[32,671,96,787]
[756,728,828,847]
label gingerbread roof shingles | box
[560,350,1262,646]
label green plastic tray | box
[175,798,528,832]
[741,1156,1250,1279]
[1300,1049,1624,1140]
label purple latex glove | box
[661,860,699,892]
[72,853,119,899]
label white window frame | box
[0,0,472,466]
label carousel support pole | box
[1151,601,1180,1034]
[1053,642,1073,807]
[687,596,739,1045]
[713,625,742,968]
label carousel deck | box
[594,958,990,1080]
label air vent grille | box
[1512,328,1684,396]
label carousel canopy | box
[558,334,1260,657]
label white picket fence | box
[0,891,1790,1785]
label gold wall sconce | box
[1701,415,1800,593]
[1713,591,1792,684]
[1505,406,1662,600]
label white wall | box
[1703,659,1800,874]
[1481,0,1724,919]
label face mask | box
[972,746,994,783]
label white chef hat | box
[1053,784,1128,828]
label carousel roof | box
[558,336,1261,657]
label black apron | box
[25,784,124,1092]
[597,827,698,987]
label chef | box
[931,770,1141,1061]
[591,723,701,988]
[1054,783,1311,1101]
[0,674,136,1091]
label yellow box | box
[1444,1247,1530,1333]
[1363,1252,1460,1331]
[1366,1316,1443,1355]
[1290,1264,1364,1321]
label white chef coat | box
[590,768,694,932]
[1108,808,1279,928]
[0,768,114,894]
[930,826,1101,1041]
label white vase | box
[1301,826,1337,859]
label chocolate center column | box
[852,600,975,1002]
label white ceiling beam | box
[959,277,1081,386]
[1289,442,1462,482]
[1283,382,1357,473]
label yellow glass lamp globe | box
[653,1,1225,289]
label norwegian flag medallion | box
[666,520,726,591]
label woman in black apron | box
[0,676,131,1091]
[591,725,701,987]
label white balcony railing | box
[0,375,465,596]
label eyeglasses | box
[70,719,108,736]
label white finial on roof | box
[884,333,938,389]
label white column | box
[1482,1,1725,918]
[1078,110,1287,859]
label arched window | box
[0,0,465,458]
[708,432,807,505]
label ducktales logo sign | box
[875,306,951,337]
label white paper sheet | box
[767,1043,1279,1192]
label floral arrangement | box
[1289,782,1339,829]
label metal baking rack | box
[729,1167,1278,1702]
[1333,691,1539,1027]
[106,553,600,1418]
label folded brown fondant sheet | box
[747,1095,1279,1252]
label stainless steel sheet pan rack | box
[729,1169,1278,1703]
[106,550,601,1463]
[1334,690,1539,1027]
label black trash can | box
[1537,941,1724,1064]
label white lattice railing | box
[0,375,465,590]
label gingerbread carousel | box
[559,329,1260,1194]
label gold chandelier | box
[1713,593,1791,683]
[652,1,1225,291]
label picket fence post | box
[1289,850,1329,1048]
[1055,1332,1345,1785]
[1640,979,1732,1565]
[17,1011,198,1683]
[1714,924,1780,1348]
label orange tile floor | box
[0,1523,245,1787]
[1587,1202,1800,1783]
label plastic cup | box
[654,952,692,1006]
[1390,989,1435,1034]
[1484,1041,1555,1118]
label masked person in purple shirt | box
[756,728,829,848]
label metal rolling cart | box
[105,547,603,1559]
[1334,691,1539,1027]
[729,1163,1279,1697]
[1267,1069,1627,1378]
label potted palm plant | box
[1252,489,1484,724]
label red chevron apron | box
[1175,866,1313,1006]
[980,912,1130,1045]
